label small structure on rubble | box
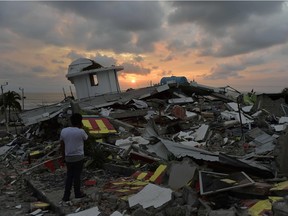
[66,58,124,99]
[160,76,189,85]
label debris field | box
[1,83,288,216]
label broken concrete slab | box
[275,128,288,177]
[168,97,194,104]
[128,183,172,209]
[145,141,170,160]
[272,196,288,216]
[160,138,219,161]
[167,159,197,190]
[193,124,209,142]
[67,206,101,216]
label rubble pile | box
[1,83,288,216]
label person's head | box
[70,113,83,127]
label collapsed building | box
[1,58,288,216]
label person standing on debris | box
[60,113,88,202]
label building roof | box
[67,58,123,79]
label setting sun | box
[131,79,136,83]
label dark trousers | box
[63,160,84,200]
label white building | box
[66,58,123,99]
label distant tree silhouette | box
[0,90,21,122]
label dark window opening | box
[90,74,99,86]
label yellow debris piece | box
[149,164,167,182]
[96,119,110,133]
[248,197,283,216]
[220,179,237,184]
[30,151,41,156]
[82,120,92,129]
[137,172,148,180]
[270,180,288,191]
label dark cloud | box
[161,54,175,62]
[66,52,117,67]
[42,1,165,53]
[161,70,173,76]
[204,54,267,80]
[0,57,68,93]
[205,63,245,80]
[0,2,165,54]
[66,51,85,61]
[203,16,288,57]
[121,62,150,75]
[168,2,283,34]
[0,60,23,80]
[239,55,265,66]
[195,60,204,65]
[0,2,67,47]
[135,29,163,52]
[0,29,17,52]
[52,59,65,64]
[94,54,117,67]
[133,55,144,62]
[31,66,47,73]
[166,39,187,52]
[168,2,287,57]
[280,45,288,55]
[45,2,163,31]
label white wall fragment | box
[221,111,235,120]
[110,211,123,216]
[272,124,287,132]
[168,97,194,104]
[128,183,172,208]
[100,108,112,116]
[279,117,288,124]
[193,124,209,141]
[235,113,254,124]
[175,131,194,141]
[186,111,198,118]
[144,110,156,120]
[180,141,204,148]
[115,136,150,150]
[132,99,148,109]
[30,209,42,216]
[67,207,101,216]
[146,141,170,160]
[227,102,239,111]
[242,105,253,113]
[221,110,253,125]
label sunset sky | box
[1,1,288,94]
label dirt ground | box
[0,160,58,216]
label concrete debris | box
[128,183,172,208]
[67,206,101,216]
[1,81,288,215]
[272,196,288,216]
[167,158,197,190]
